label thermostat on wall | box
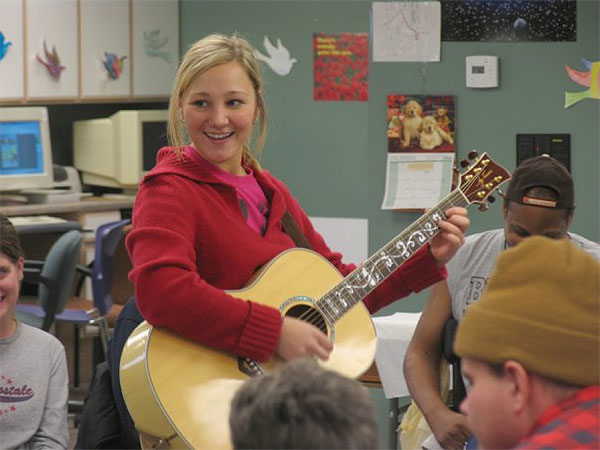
[466,56,499,88]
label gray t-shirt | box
[0,321,68,449]
[447,229,600,320]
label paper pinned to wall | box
[381,153,455,210]
[310,216,369,264]
[372,1,441,62]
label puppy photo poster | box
[387,94,456,153]
[382,94,456,210]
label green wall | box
[180,1,599,446]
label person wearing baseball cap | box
[455,236,600,449]
[403,155,599,450]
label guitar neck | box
[316,188,469,323]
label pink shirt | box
[183,146,268,235]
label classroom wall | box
[180,0,599,315]
[180,2,598,447]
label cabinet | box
[26,0,79,100]
[80,0,131,99]
[0,0,25,100]
[0,0,179,104]
[132,0,179,97]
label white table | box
[373,312,422,399]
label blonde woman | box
[126,33,469,365]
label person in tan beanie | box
[455,236,600,450]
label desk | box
[0,195,135,218]
[359,313,422,450]
[373,312,421,399]
[1,195,135,276]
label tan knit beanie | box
[455,236,600,387]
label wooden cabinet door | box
[80,0,130,99]
[0,0,25,100]
[132,0,179,98]
[26,0,79,100]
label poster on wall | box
[387,94,456,153]
[382,94,456,210]
[441,0,576,42]
[313,32,369,101]
[372,2,441,62]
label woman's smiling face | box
[180,61,258,175]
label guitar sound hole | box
[285,304,327,335]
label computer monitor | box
[73,110,168,191]
[0,106,54,192]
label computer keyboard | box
[10,215,68,226]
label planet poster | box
[441,0,576,42]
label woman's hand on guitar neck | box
[277,317,333,362]
[429,207,470,266]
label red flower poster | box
[313,32,369,101]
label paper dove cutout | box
[0,32,12,61]
[254,36,297,76]
[143,29,171,63]
[103,52,127,80]
[36,40,66,80]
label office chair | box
[61,218,131,388]
[16,229,84,331]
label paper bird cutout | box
[0,32,12,61]
[36,40,65,80]
[143,29,171,63]
[254,36,297,76]
[564,58,599,108]
[103,52,127,80]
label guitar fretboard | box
[316,189,469,323]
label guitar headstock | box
[458,152,511,210]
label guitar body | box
[120,248,376,449]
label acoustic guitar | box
[120,152,510,449]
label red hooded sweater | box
[127,147,446,361]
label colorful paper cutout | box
[143,29,171,63]
[103,52,127,80]
[0,31,12,61]
[564,58,599,108]
[36,40,65,80]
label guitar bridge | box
[238,357,264,377]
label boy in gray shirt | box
[0,214,68,449]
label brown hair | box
[1,214,24,263]
[167,33,267,168]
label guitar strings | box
[289,164,488,333]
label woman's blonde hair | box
[167,33,267,168]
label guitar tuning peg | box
[468,150,479,160]
[478,203,489,212]
[488,195,496,203]
[497,188,505,199]
[460,159,469,168]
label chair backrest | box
[39,229,83,326]
[91,219,131,316]
[111,223,134,306]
